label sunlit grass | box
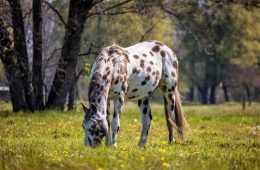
[0,102,259,170]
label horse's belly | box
[124,73,160,100]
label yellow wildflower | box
[161,141,168,145]
[63,151,68,155]
[159,148,166,153]
[162,162,170,167]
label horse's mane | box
[88,43,129,102]
[88,56,103,102]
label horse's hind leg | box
[163,95,175,144]
[137,97,152,147]
[162,90,179,144]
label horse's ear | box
[81,103,88,113]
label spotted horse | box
[82,40,187,148]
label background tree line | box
[0,0,259,112]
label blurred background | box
[0,0,259,112]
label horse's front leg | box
[105,101,112,146]
[138,97,152,147]
[111,93,124,147]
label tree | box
[174,3,260,104]
[1,0,260,112]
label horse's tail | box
[174,88,188,141]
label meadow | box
[0,102,259,170]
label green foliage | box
[177,2,260,103]
[0,103,260,169]
[82,1,174,59]
[84,61,91,76]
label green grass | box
[0,102,259,170]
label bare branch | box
[78,42,104,56]
[214,0,260,8]
[103,0,133,11]
[43,0,66,26]
[88,0,133,16]
[139,20,161,42]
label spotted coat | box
[82,40,187,148]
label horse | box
[82,40,187,148]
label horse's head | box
[82,104,108,148]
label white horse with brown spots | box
[82,40,187,148]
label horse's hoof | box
[138,141,146,148]
[111,143,117,148]
[168,139,176,145]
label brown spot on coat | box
[147,67,151,72]
[102,74,107,80]
[173,60,178,69]
[149,51,154,56]
[171,71,176,77]
[152,45,160,53]
[143,107,147,114]
[171,104,174,111]
[143,54,147,57]
[171,86,175,91]
[143,99,149,106]
[150,61,154,65]
[145,75,150,81]
[119,97,123,104]
[123,52,130,63]
[133,55,139,59]
[160,50,166,57]
[138,99,142,107]
[122,84,127,93]
[141,80,146,86]
[132,88,138,92]
[133,68,137,74]
[115,78,119,84]
[168,93,173,100]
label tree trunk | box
[222,85,229,102]
[32,0,44,110]
[209,84,217,104]
[47,0,95,110]
[0,19,28,112]
[253,87,260,102]
[243,83,251,106]
[198,85,208,104]
[189,87,194,101]
[8,0,35,112]
[68,81,76,110]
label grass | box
[0,102,259,170]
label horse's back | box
[122,41,178,100]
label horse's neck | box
[88,70,111,115]
[89,88,108,115]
